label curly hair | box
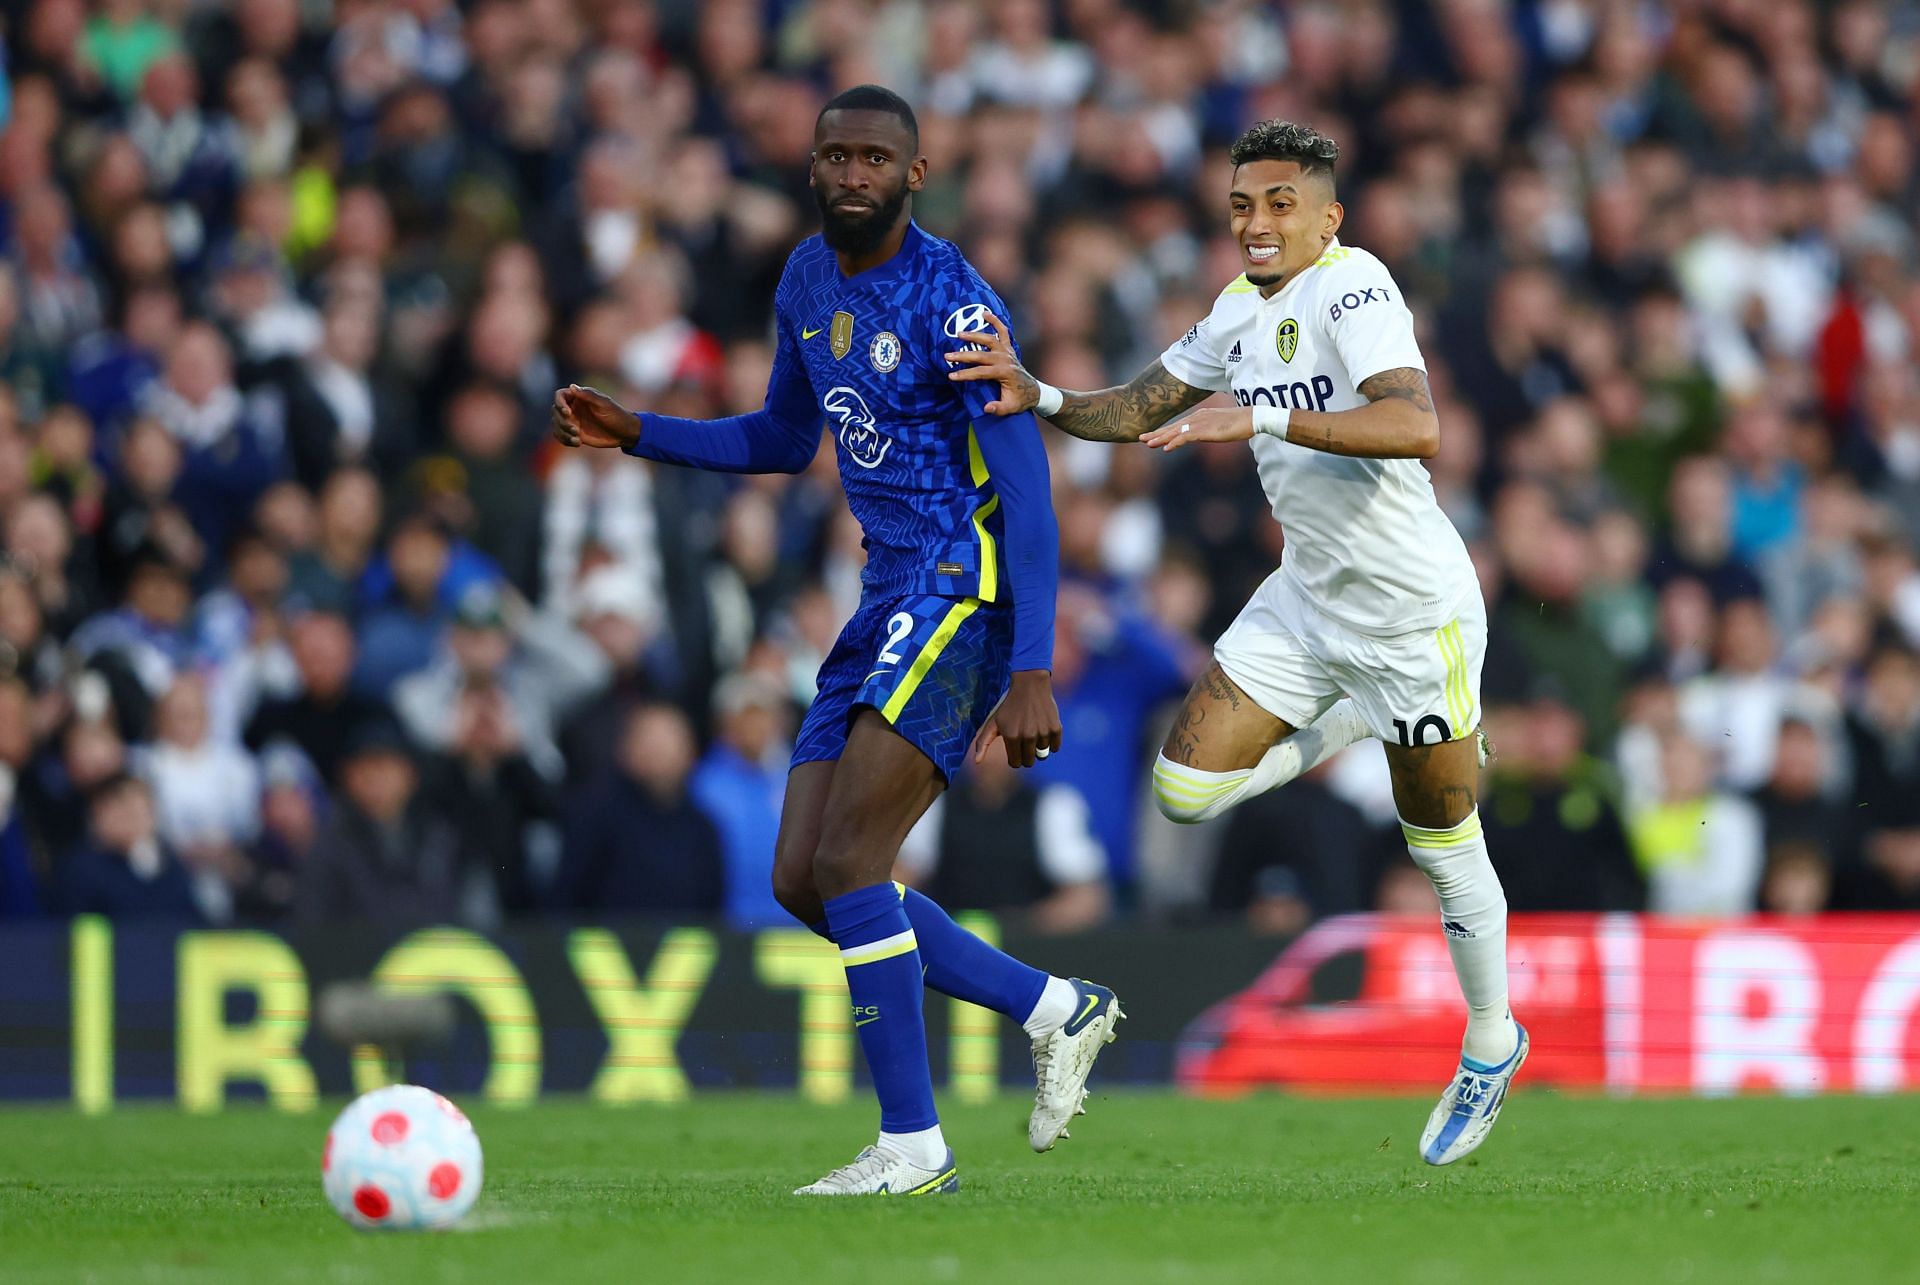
[1228,120,1339,187]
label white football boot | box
[794,1145,959,1196]
[1028,979,1124,1152]
[1420,1023,1529,1166]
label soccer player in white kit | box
[946,120,1525,1166]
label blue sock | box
[900,886,1048,1021]
[824,883,938,1134]
[804,889,1049,1022]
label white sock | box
[1152,699,1373,824]
[1023,975,1077,1038]
[877,1124,947,1170]
[1401,809,1518,1066]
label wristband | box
[1034,381,1065,417]
[1252,407,1291,439]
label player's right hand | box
[944,310,1039,416]
[551,384,640,450]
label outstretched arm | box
[1138,367,1440,460]
[1046,360,1215,443]
[945,312,1211,443]
[551,320,822,474]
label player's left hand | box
[972,669,1063,769]
[1140,407,1254,452]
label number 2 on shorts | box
[878,611,914,665]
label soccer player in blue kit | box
[551,85,1122,1196]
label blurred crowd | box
[2,0,1919,934]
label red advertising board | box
[1176,914,1920,1096]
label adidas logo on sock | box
[1442,919,1475,939]
[1226,341,1243,363]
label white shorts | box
[1213,569,1485,748]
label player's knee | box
[1151,754,1247,825]
[808,841,873,899]
[770,833,825,925]
[770,860,821,924]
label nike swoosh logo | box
[854,1015,881,1027]
[802,326,823,339]
[1069,993,1100,1030]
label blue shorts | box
[793,592,1014,782]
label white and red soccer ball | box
[322,1085,484,1230]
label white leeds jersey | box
[1159,239,1478,637]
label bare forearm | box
[1286,367,1438,459]
[1285,401,1438,458]
[1048,360,1210,443]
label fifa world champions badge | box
[830,311,855,359]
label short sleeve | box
[1158,311,1233,393]
[1321,255,1426,388]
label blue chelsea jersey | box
[775,223,1017,602]
[628,221,1058,673]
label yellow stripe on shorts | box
[880,600,981,723]
[1436,620,1470,739]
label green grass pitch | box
[3,1091,1917,1283]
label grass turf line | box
[2,1092,1916,1284]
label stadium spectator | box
[1480,692,1644,913]
[238,741,322,922]
[279,289,413,492]
[422,676,560,915]
[689,671,792,929]
[60,772,201,921]
[1627,731,1764,916]
[244,607,386,785]
[898,745,1111,935]
[1751,716,1851,865]
[352,514,462,696]
[284,466,380,614]
[142,323,284,558]
[552,702,724,916]
[296,717,486,927]
[393,581,598,780]
[431,379,542,596]
[137,673,259,922]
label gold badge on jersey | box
[830,311,855,360]
[1276,318,1299,364]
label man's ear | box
[1324,200,1345,239]
[909,154,929,192]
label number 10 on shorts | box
[1392,714,1453,747]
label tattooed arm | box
[1046,361,1215,443]
[944,311,1212,443]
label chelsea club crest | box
[869,330,902,373]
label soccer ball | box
[322,1085,484,1230]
